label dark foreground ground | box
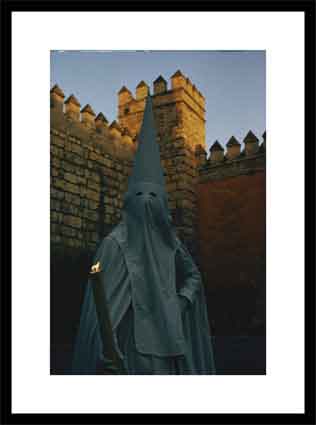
[51,335,266,375]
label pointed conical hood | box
[128,94,165,188]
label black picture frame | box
[1,0,315,424]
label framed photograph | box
[2,0,315,423]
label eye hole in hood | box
[135,191,157,198]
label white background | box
[12,12,305,413]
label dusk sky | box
[50,50,266,151]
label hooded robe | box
[71,94,216,375]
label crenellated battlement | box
[117,70,206,151]
[50,84,136,162]
[117,69,205,112]
[198,130,266,182]
[118,85,133,105]
[170,70,205,109]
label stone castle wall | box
[50,89,134,254]
[196,130,266,333]
[195,134,266,373]
[51,70,207,257]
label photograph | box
[50,50,266,376]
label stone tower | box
[117,70,206,253]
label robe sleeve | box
[71,235,126,374]
[176,242,202,305]
[93,235,121,268]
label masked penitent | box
[71,94,216,375]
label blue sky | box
[50,50,265,151]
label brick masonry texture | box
[197,172,266,290]
[50,118,132,251]
[197,149,266,341]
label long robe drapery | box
[71,221,216,374]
